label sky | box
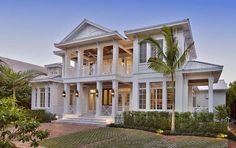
[0,0,235,83]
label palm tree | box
[140,26,194,132]
[0,65,44,100]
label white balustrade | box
[102,63,112,75]
[65,62,133,77]
[118,64,132,76]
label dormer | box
[45,63,62,76]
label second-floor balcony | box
[66,63,132,78]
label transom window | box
[40,88,45,107]
[139,83,146,109]
[150,82,162,109]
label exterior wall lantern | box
[62,91,66,97]
[75,90,79,97]
[95,89,99,97]
[111,89,115,97]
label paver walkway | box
[14,123,99,148]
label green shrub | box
[215,105,229,122]
[120,111,228,137]
[26,109,56,123]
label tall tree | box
[0,65,44,107]
[140,26,194,132]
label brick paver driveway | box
[14,123,99,148]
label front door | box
[88,90,96,114]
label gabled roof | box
[45,63,62,68]
[0,56,46,73]
[180,60,223,73]
[124,19,189,35]
[61,19,113,43]
[55,19,125,49]
[31,74,62,83]
[124,19,197,59]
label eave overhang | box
[54,31,126,49]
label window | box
[151,40,163,57]
[167,82,175,109]
[102,89,112,105]
[139,43,147,63]
[48,87,50,107]
[35,88,37,107]
[40,88,45,107]
[150,82,162,109]
[139,83,146,109]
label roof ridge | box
[189,60,223,67]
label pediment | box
[61,19,113,43]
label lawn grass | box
[40,127,228,148]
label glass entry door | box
[88,90,96,114]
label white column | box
[45,86,48,108]
[146,43,151,61]
[64,51,70,78]
[129,87,133,110]
[112,40,119,74]
[63,83,70,114]
[97,44,103,75]
[62,56,65,78]
[188,86,193,111]
[121,94,125,112]
[76,83,83,115]
[146,82,150,111]
[162,80,167,111]
[133,38,139,74]
[37,87,40,108]
[183,77,188,112]
[208,77,214,112]
[31,87,35,109]
[96,81,102,116]
[76,49,84,77]
[132,80,138,110]
[112,80,118,117]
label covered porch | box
[180,60,223,112]
[62,81,132,119]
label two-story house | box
[31,19,226,123]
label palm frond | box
[139,37,167,60]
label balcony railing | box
[118,64,132,76]
[188,106,209,112]
[65,63,133,78]
[82,64,97,76]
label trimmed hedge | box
[26,109,56,123]
[118,111,228,136]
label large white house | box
[31,19,226,123]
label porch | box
[56,40,133,79]
[62,81,132,121]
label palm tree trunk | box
[171,73,175,132]
[13,87,16,100]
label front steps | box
[53,114,113,127]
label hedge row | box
[26,109,56,123]
[119,111,228,136]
